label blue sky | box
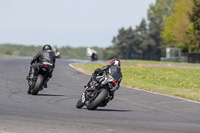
[0,0,156,47]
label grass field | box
[121,59,200,66]
[73,61,200,102]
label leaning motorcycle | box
[27,62,53,95]
[76,72,122,110]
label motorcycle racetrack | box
[0,57,200,133]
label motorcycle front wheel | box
[27,86,31,94]
[76,97,85,109]
[87,89,108,110]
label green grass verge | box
[73,63,200,102]
[121,59,200,66]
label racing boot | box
[26,67,35,80]
[43,80,48,88]
[109,91,115,100]
[43,77,50,88]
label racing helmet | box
[43,44,52,50]
[110,58,121,67]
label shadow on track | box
[95,108,132,112]
[37,94,65,97]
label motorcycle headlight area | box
[107,75,114,81]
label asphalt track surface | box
[0,57,200,133]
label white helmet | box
[110,58,121,67]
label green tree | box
[106,18,163,60]
[148,0,176,27]
[104,0,176,60]
[162,0,194,52]
[187,0,200,52]
[112,27,134,59]
[147,0,175,59]
[0,44,104,59]
[142,18,162,60]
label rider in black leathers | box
[86,58,122,100]
[26,44,56,88]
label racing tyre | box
[87,89,108,110]
[31,74,44,95]
[76,98,84,109]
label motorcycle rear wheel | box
[31,74,44,95]
[87,89,108,110]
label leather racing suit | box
[28,50,56,87]
[87,65,123,99]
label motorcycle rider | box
[86,47,98,61]
[86,58,122,100]
[26,44,56,88]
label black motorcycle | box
[27,62,53,95]
[76,72,122,110]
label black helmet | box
[43,44,52,50]
[110,58,121,67]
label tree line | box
[0,44,104,60]
[104,0,200,60]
